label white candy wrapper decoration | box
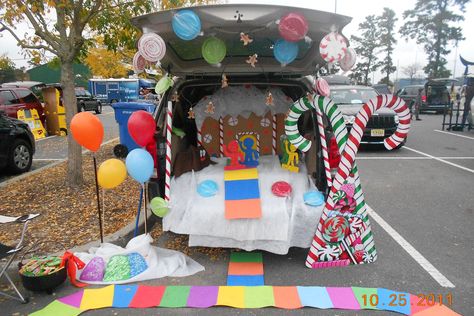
[132,52,146,74]
[319,32,347,63]
[138,33,166,62]
[339,47,357,71]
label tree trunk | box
[61,60,83,187]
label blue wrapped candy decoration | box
[128,252,148,278]
[197,180,218,197]
[172,10,201,41]
[273,39,299,65]
[303,190,325,206]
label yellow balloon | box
[97,158,127,189]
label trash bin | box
[111,102,156,157]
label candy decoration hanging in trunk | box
[319,32,347,63]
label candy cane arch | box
[165,101,172,202]
[285,94,410,268]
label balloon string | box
[92,155,104,243]
[102,188,105,235]
[143,183,148,235]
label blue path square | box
[297,286,333,309]
[112,284,138,308]
[227,275,264,286]
[376,288,411,315]
[225,179,260,200]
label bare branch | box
[0,21,58,54]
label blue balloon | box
[273,39,299,65]
[303,190,325,206]
[172,10,201,41]
[197,180,218,197]
[125,148,154,183]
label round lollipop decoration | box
[319,31,347,63]
[202,37,226,65]
[172,9,202,41]
[278,12,309,42]
[339,47,357,71]
[271,181,292,197]
[138,33,166,62]
[322,216,350,244]
[273,39,299,66]
[132,52,146,74]
[315,78,330,96]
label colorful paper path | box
[224,168,262,219]
[227,252,264,286]
[30,285,462,316]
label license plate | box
[371,129,385,137]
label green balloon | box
[155,76,173,94]
[150,197,169,217]
[202,37,226,65]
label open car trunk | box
[132,4,351,77]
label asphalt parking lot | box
[2,113,473,315]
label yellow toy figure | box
[281,139,299,172]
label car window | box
[330,88,378,105]
[16,89,39,103]
[0,90,18,105]
[75,90,85,96]
[84,91,92,97]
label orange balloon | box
[70,112,104,152]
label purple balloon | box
[80,257,105,282]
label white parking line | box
[33,158,64,161]
[36,135,58,142]
[404,146,474,174]
[367,206,455,288]
[357,156,474,160]
[435,129,474,140]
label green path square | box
[352,287,379,310]
[244,286,275,308]
[30,300,82,316]
[230,251,263,263]
[159,286,191,307]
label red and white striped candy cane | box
[219,117,224,157]
[165,101,172,202]
[197,129,203,147]
[315,105,332,188]
[328,94,410,211]
[272,114,277,155]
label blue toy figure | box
[239,137,259,167]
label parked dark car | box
[76,88,102,114]
[396,80,451,113]
[0,111,35,174]
[329,85,403,148]
[0,87,46,127]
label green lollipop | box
[150,197,169,217]
[202,37,226,65]
[155,75,173,94]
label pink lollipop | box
[138,33,166,62]
[132,52,146,74]
[278,12,309,42]
[271,181,292,197]
[319,32,347,63]
[339,47,357,71]
[316,78,330,97]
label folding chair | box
[0,213,40,303]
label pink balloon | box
[278,13,309,42]
[128,110,156,147]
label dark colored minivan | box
[396,80,452,113]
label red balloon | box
[128,110,156,147]
[70,112,104,152]
[278,13,309,42]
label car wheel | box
[79,103,85,112]
[95,103,102,114]
[8,139,33,174]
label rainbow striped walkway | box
[31,285,460,315]
[224,167,261,219]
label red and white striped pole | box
[219,117,224,157]
[315,105,332,188]
[197,129,203,147]
[165,101,172,202]
[272,114,277,155]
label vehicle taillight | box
[328,136,340,169]
[421,95,427,102]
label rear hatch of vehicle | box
[131,4,351,77]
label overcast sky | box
[2,0,473,82]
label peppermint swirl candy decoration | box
[132,52,146,74]
[339,47,357,71]
[319,31,347,63]
[349,216,365,234]
[332,190,346,203]
[334,196,356,214]
[138,33,166,62]
[315,244,341,261]
[322,216,350,243]
[340,183,355,198]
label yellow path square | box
[224,168,258,181]
[80,285,114,310]
[216,286,245,308]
